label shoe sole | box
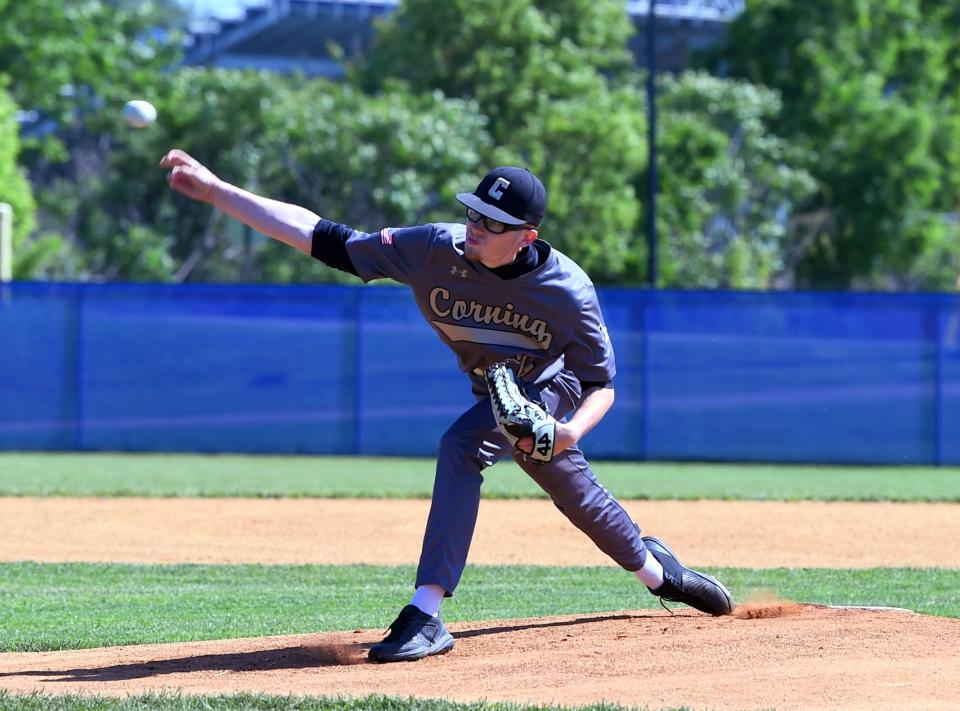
[643,535,734,615]
[368,633,455,663]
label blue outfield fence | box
[1,281,959,464]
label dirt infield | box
[3,497,960,710]
[4,497,960,567]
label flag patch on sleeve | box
[379,228,394,246]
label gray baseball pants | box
[415,370,648,594]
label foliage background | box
[0,0,957,289]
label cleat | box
[368,605,455,662]
[643,536,734,616]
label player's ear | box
[523,228,538,245]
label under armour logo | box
[488,177,510,200]
[450,266,467,278]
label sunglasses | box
[465,207,534,234]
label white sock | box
[634,553,665,590]
[409,584,445,616]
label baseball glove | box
[485,361,557,462]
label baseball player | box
[160,149,734,663]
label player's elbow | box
[602,387,615,410]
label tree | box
[507,84,646,280]
[0,0,184,162]
[706,0,960,289]
[0,0,186,279]
[644,72,816,288]
[68,68,494,284]
[359,0,635,146]
[252,80,494,284]
[357,0,647,280]
[0,85,37,276]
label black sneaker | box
[368,605,455,662]
[643,536,734,616]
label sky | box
[175,0,260,19]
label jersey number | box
[536,433,552,457]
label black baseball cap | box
[456,166,547,226]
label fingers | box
[166,164,215,203]
[166,166,199,197]
[158,148,198,169]
[166,165,194,185]
[160,149,218,204]
[166,166,189,195]
[516,435,534,454]
[167,165,187,185]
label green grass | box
[0,562,955,653]
[2,455,954,710]
[0,693,687,711]
[2,453,959,500]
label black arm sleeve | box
[311,219,360,277]
[580,380,614,394]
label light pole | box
[0,203,12,283]
[645,0,658,288]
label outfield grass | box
[2,453,959,500]
[0,562,955,653]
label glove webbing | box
[485,363,556,462]
[487,366,530,433]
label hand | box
[159,149,221,204]
[516,421,578,457]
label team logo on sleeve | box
[379,228,394,246]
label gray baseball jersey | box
[344,220,645,597]
[345,222,615,391]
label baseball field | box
[1,453,959,710]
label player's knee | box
[438,427,466,455]
[437,427,487,468]
[519,464,603,512]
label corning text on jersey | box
[429,287,553,349]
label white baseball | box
[122,99,157,128]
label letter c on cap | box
[488,177,510,200]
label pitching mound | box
[2,604,958,710]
